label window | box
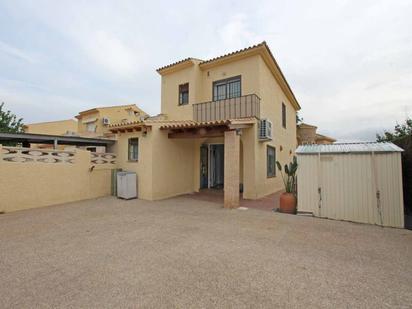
[179,83,189,105]
[86,123,96,132]
[282,103,286,128]
[267,146,276,177]
[213,76,241,101]
[128,138,139,161]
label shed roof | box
[296,142,403,154]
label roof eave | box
[259,44,301,111]
[156,59,196,76]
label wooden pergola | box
[158,118,255,139]
[108,121,151,134]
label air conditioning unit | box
[102,117,110,125]
[259,119,272,140]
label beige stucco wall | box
[297,126,317,145]
[0,146,112,213]
[150,124,195,199]
[113,130,153,200]
[198,55,261,102]
[77,105,146,136]
[24,119,78,135]
[160,56,261,121]
[255,56,297,197]
[160,61,202,120]
[158,53,298,200]
[114,123,196,200]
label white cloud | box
[0,40,35,63]
[80,30,143,77]
[0,0,411,140]
[216,14,263,53]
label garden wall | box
[0,145,116,213]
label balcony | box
[193,94,260,122]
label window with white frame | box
[128,138,139,161]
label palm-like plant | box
[276,156,298,195]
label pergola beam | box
[167,126,228,139]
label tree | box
[376,118,412,142]
[296,112,303,125]
[0,102,24,133]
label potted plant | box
[276,156,298,214]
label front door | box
[209,144,224,188]
[200,145,208,189]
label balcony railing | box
[193,94,260,122]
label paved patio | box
[1,196,411,308]
[186,189,282,211]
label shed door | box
[319,154,378,224]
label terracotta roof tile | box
[158,118,256,129]
[108,120,144,128]
[199,42,266,65]
[156,57,203,72]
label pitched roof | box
[77,104,140,116]
[108,120,144,128]
[298,122,318,129]
[156,42,301,110]
[156,58,203,74]
[23,119,77,127]
[315,133,336,143]
[199,42,265,66]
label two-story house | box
[75,104,147,138]
[109,42,301,207]
[24,104,147,151]
[297,123,336,145]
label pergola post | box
[224,130,240,208]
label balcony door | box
[213,76,241,101]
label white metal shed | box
[296,142,404,228]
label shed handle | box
[371,151,383,226]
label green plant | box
[0,102,24,133]
[276,156,298,195]
[376,118,412,142]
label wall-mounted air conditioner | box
[259,119,272,140]
[102,117,110,125]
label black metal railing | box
[193,94,260,122]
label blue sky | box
[1,0,411,141]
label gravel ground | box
[0,196,411,308]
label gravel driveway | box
[1,196,411,308]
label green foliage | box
[296,112,303,125]
[376,118,412,142]
[0,102,24,133]
[276,156,298,194]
